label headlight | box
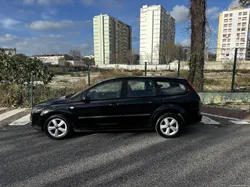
[40,109,51,116]
[32,107,43,114]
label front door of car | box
[119,79,163,128]
[69,80,125,130]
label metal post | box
[145,62,147,76]
[30,73,33,107]
[231,48,238,92]
[177,47,181,77]
[88,61,91,86]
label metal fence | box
[1,47,250,107]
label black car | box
[31,76,202,140]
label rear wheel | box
[155,113,183,138]
[44,115,73,140]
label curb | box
[201,106,250,120]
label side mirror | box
[82,94,90,103]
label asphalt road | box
[1,117,250,187]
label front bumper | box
[30,113,43,130]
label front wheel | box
[155,113,183,138]
[44,115,73,140]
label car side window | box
[127,80,155,97]
[156,81,187,95]
[87,81,122,100]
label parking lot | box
[1,115,250,187]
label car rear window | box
[156,81,188,96]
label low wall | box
[199,92,250,104]
[95,61,250,71]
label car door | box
[69,80,125,130]
[119,78,163,128]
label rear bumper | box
[186,114,202,125]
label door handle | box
[108,103,117,107]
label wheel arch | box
[41,110,74,131]
[150,105,186,127]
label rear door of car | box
[119,78,163,128]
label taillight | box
[187,81,200,100]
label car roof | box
[103,76,187,82]
[101,76,186,82]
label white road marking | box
[201,116,220,125]
[9,114,31,126]
[201,112,241,121]
[230,120,250,125]
[0,108,27,122]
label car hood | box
[35,96,69,108]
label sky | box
[0,0,242,56]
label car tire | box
[44,114,73,140]
[155,113,183,138]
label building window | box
[223,29,227,33]
[242,28,246,31]
[243,12,247,15]
[238,23,241,26]
[228,28,232,32]
[230,13,233,17]
[224,14,228,17]
[239,12,242,16]
[237,28,241,31]
[228,39,231,42]
[223,34,227,37]
[229,18,232,22]
[224,19,228,23]
[228,34,231,37]
[223,39,226,42]
[224,24,228,27]
[229,23,232,27]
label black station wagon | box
[31,76,202,140]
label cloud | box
[2,34,91,56]
[229,0,241,8]
[80,0,94,5]
[0,18,20,29]
[0,34,18,42]
[23,0,72,6]
[29,20,74,31]
[18,9,36,14]
[41,9,57,19]
[181,39,190,46]
[170,5,189,24]
[80,0,122,8]
[206,7,220,20]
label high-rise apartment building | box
[216,7,250,61]
[140,5,175,64]
[93,14,132,65]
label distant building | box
[216,7,250,61]
[33,54,67,66]
[139,5,175,64]
[93,14,132,65]
[0,48,16,56]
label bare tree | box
[68,50,81,61]
[239,0,250,6]
[188,0,207,91]
[126,50,136,65]
[160,41,178,64]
